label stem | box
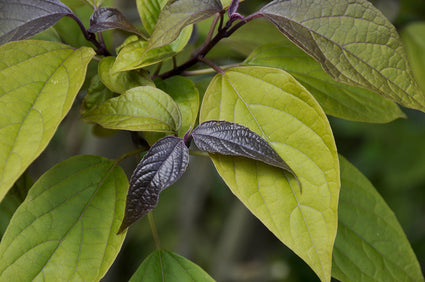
[182,63,241,76]
[148,213,161,249]
[198,56,224,74]
[67,14,111,56]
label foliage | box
[0,0,424,281]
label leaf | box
[113,26,192,72]
[80,75,115,115]
[88,7,143,36]
[155,76,199,137]
[98,56,154,94]
[191,120,296,176]
[245,41,405,123]
[401,22,425,93]
[260,0,425,112]
[129,249,215,281]
[82,86,182,133]
[0,155,128,281]
[137,0,168,35]
[0,0,73,45]
[119,136,189,233]
[147,0,222,50]
[0,40,95,201]
[333,156,424,281]
[200,66,339,281]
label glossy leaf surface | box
[260,0,425,112]
[245,42,405,123]
[113,26,192,72]
[129,249,214,281]
[156,76,199,137]
[148,0,222,49]
[0,0,73,45]
[119,136,189,233]
[401,22,425,93]
[192,120,295,175]
[0,40,95,201]
[137,0,168,34]
[0,155,128,281]
[88,7,142,35]
[333,156,424,281]
[200,66,339,281]
[82,86,182,133]
[98,56,154,94]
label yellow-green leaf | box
[333,156,424,281]
[200,66,339,281]
[82,86,181,133]
[0,40,94,201]
[137,0,168,35]
[0,155,128,281]
[260,0,425,112]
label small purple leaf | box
[118,136,189,233]
[0,0,73,45]
[228,0,239,17]
[191,120,298,180]
[88,7,142,36]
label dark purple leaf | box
[88,7,142,36]
[191,120,296,175]
[0,0,73,45]
[118,136,189,233]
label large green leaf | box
[0,155,128,281]
[245,42,405,123]
[99,56,154,94]
[156,76,199,137]
[0,40,95,201]
[200,66,339,281]
[333,156,424,281]
[148,0,222,50]
[260,0,425,112]
[401,22,425,93]
[129,249,214,281]
[137,0,168,35]
[113,26,192,72]
[82,86,182,133]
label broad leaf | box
[0,155,128,281]
[88,7,143,36]
[401,22,425,93]
[192,120,296,176]
[333,156,424,281]
[148,0,222,50]
[98,56,154,94]
[82,86,182,133]
[245,42,405,123]
[119,136,189,233]
[260,0,425,112]
[0,40,95,201]
[80,75,115,115]
[0,0,73,45]
[129,249,214,281]
[137,0,168,35]
[113,26,192,72]
[156,76,199,137]
[200,66,339,281]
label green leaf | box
[0,155,128,281]
[0,40,95,201]
[129,249,215,281]
[156,76,199,137]
[148,0,222,50]
[245,42,405,123]
[401,22,425,93]
[260,0,425,112]
[137,0,168,35]
[333,156,424,281]
[99,56,154,94]
[82,86,182,133]
[200,66,339,282]
[81,75,115,115]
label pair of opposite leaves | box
[118,120,299,233]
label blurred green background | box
[5,0,424,281]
